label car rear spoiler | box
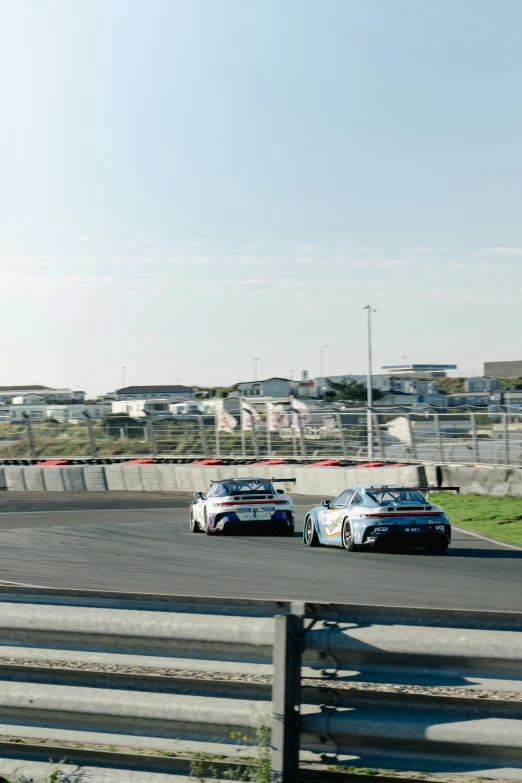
[271,478,296,483]
[363,486,459,492]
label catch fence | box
[1,408,522,467]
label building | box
[317,374,440,393]
[315,375,393,394]
[235,378,295,398]
[446,392,491,408]
[6,403,110,423]
[11,393,46,405]
[382,364,457,378]
[465,377,501,393]
[115,385,195,401]
[0,386,85,404]
[484,361,522,379]
[111,399,173,418]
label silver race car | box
[190,477,295,535]
[303,484,457,554]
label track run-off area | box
[0,492,521,612]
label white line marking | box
[0,507,179,516]
[0,579,55,588]
[453,525,522,551]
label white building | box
[111,399,173,418]
[235,378,296,397]
[0,386,85,404]
[6,403,110,423]
[12,393,46,405]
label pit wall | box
[0,464,426,495]
[0,463,520,496]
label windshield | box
[223,481,273,495]
[366,489,426,505]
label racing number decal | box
[320,508,343,537]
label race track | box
[0,492,521,611]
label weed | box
[189,722,270,783]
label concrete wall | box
[439,464,522,497]
[0,463,427,495]
[2,462,521,496]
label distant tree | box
[195,386,234,399]
[103,413,144,438]
[325,378,383,403]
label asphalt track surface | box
[0,492,521,611]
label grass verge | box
[430,492,522,547]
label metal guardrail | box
[0,587,520,781]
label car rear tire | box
[189,507,200,533]
[204,508,216,536]
[342,519,355,551]
[426,538,448,555]
[304,516,319,546]
[280,525,295,537]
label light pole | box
[121,366,126,389]
[320,345,330,378]
[363,306,376,458]
[253,358,259,381]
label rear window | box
[223,481,273,495]
[366,489,426,505]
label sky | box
[1,0,522,397]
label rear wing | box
[271,478,296,483]
[363,486,460,494]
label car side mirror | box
[321,500,331,507]
[194,492,203,499]
[277,489,284,494]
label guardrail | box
[0,587,520,781]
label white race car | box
[190,477,295,535]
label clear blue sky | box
[1,0,521,395]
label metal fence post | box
[335,413,348,458]
[504,412,510,466]
[22,413,36,459]
[296,415,307,458]
[434,412,444,462]
[372,412,384,459]
[215,414,220,458]
[197,415,210,458]
[83,412,97,457]
[145,413,158,458]
[271,613,303,783]
[470,413,479,463]
[406,413,417,461]
[251,422,260,460]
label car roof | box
[213,477,272,484]
[355,484,420,490]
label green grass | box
[431,492,522,547]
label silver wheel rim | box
[306,518,313,542]
[343,522,351,548]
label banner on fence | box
[266,402,285,432]
[216,404,238,434]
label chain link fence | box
[1,407,522,466]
